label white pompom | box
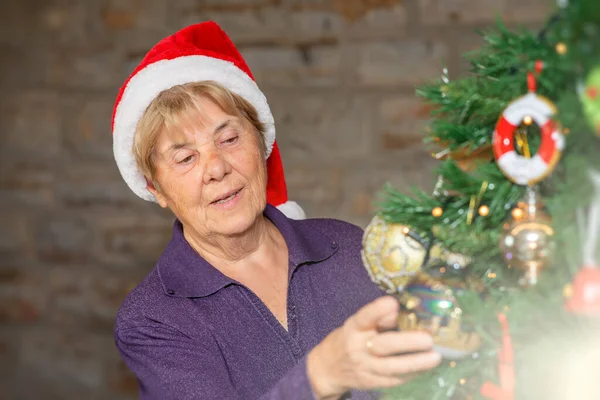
[276,201,306,220]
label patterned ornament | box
[361,216,471,293]
[493,63,565,185]
[361,216,427,293]
[500,188,554,286]
[397,271,482,360]
[580,67,600,134]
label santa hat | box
[111,21,306,220]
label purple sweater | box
[115,205,385,399]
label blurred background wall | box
[0,0,550,398]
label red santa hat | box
[111,21,305,219]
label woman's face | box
[148,97,267,238]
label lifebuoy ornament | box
[492,92,565,185]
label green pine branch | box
[374,0,600,398]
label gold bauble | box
[361,216,427,293]
[478,205,490,217]
[500,188,554,285]
[397,271,482,360]
[511,207,524,220]
[362,216,473,293]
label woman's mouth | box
[211,189,242,206]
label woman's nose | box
[202,147,231,184]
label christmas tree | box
[360,1,600,398]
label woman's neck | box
[182,215,281,269]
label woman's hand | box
[306,296,441,400]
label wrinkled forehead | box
[158,97,244,147]
[160,102,210,145]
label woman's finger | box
[367,331,435,357]
[356,371,405,390]
[368,351,442,377]
[350,296,399,331]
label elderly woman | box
[112,22,441,400]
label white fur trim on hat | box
[276,201,306,220]
[113,55,276,202]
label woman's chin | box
[207,204,262,236]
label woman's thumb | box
[351,296,399,331]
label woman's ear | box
[146,178,169,208]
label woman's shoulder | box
[296,217,364,243]
[114,267,188,334]
[115,268,160,329]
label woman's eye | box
[177,155,194,164]
[221,136,238,145]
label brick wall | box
[0,0,550,398]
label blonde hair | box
[133,81,266,183]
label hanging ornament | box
[499,187,554,286]
[480,313,515,400]
[493,61,565,185]
[565,268,600,316]
[397,270,482,360]
[565,170,600,316]
[361,216,471,293]
[579,67,600,135]
[361,216,426,293]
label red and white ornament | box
[493,64,565,185]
